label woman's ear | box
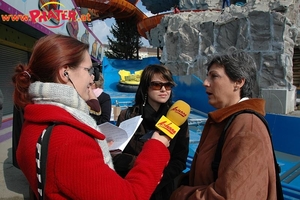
[236,78,245,89]
[57,66,69,83]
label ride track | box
[74,0,172,38]
[74,0,223,39]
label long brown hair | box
[12,34,89,108]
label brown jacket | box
[171,98,277,200]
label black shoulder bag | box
[35,124,55,200]
[211,110,284,200]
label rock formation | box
[145,0,300,113]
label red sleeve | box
[53,127,170,200]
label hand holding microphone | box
[151,131,171,147]
[140,100,190,144]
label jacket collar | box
[208,98,266,123]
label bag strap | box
[211,109,283,200]
[36,123,55,200]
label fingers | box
[151,131,170,147]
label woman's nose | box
[203,79,209,87]
[161,86,166,91]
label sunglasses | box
[150,81,174,90]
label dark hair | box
[134,64,175,106]
[207,48,257,98]
[12,34,89,108]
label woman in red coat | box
[12,34,170,200]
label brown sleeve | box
[86,99,101,113]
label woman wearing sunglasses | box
[113,64,190,200]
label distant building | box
[138,46,162,59]
[101,44,162,59]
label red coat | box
[17,104,170,199]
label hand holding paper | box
[98,115,143,151]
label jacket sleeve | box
[170,114,276,200]
[54,126,170,200]
[154,120,189,192]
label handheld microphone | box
[139,100,190,142]
[155,100,190,139]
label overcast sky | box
[91,1,154,47]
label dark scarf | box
[141,103,170,132]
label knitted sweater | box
[17,82,170,199]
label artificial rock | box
[146,0,300,113]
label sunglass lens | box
[150,82,173,90]
[152,82,161,90]
[164,83,172,90]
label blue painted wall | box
[172,75,215,114]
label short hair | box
[207,48,257,98]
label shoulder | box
[53,124,96,141]
[226,112,269,144]
[99,92,111,100]
[119,106,139,119]
[233,112,267,130]
[102,92,111,98]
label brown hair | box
[12,34,89,108]
[94,73,104,88]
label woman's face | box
[147,73,172,111]
[67,50,94,101]
[203,64,241,109]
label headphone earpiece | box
[64,71,69,77]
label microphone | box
[139,100,191,142]
[155,100,190,139]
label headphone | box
[64,71,69,77]
[64,70,75,87]
[63,70,81,99]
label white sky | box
[91,1,154,47]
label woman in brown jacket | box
[171,48,278,199]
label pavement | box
[0,114,30,200]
